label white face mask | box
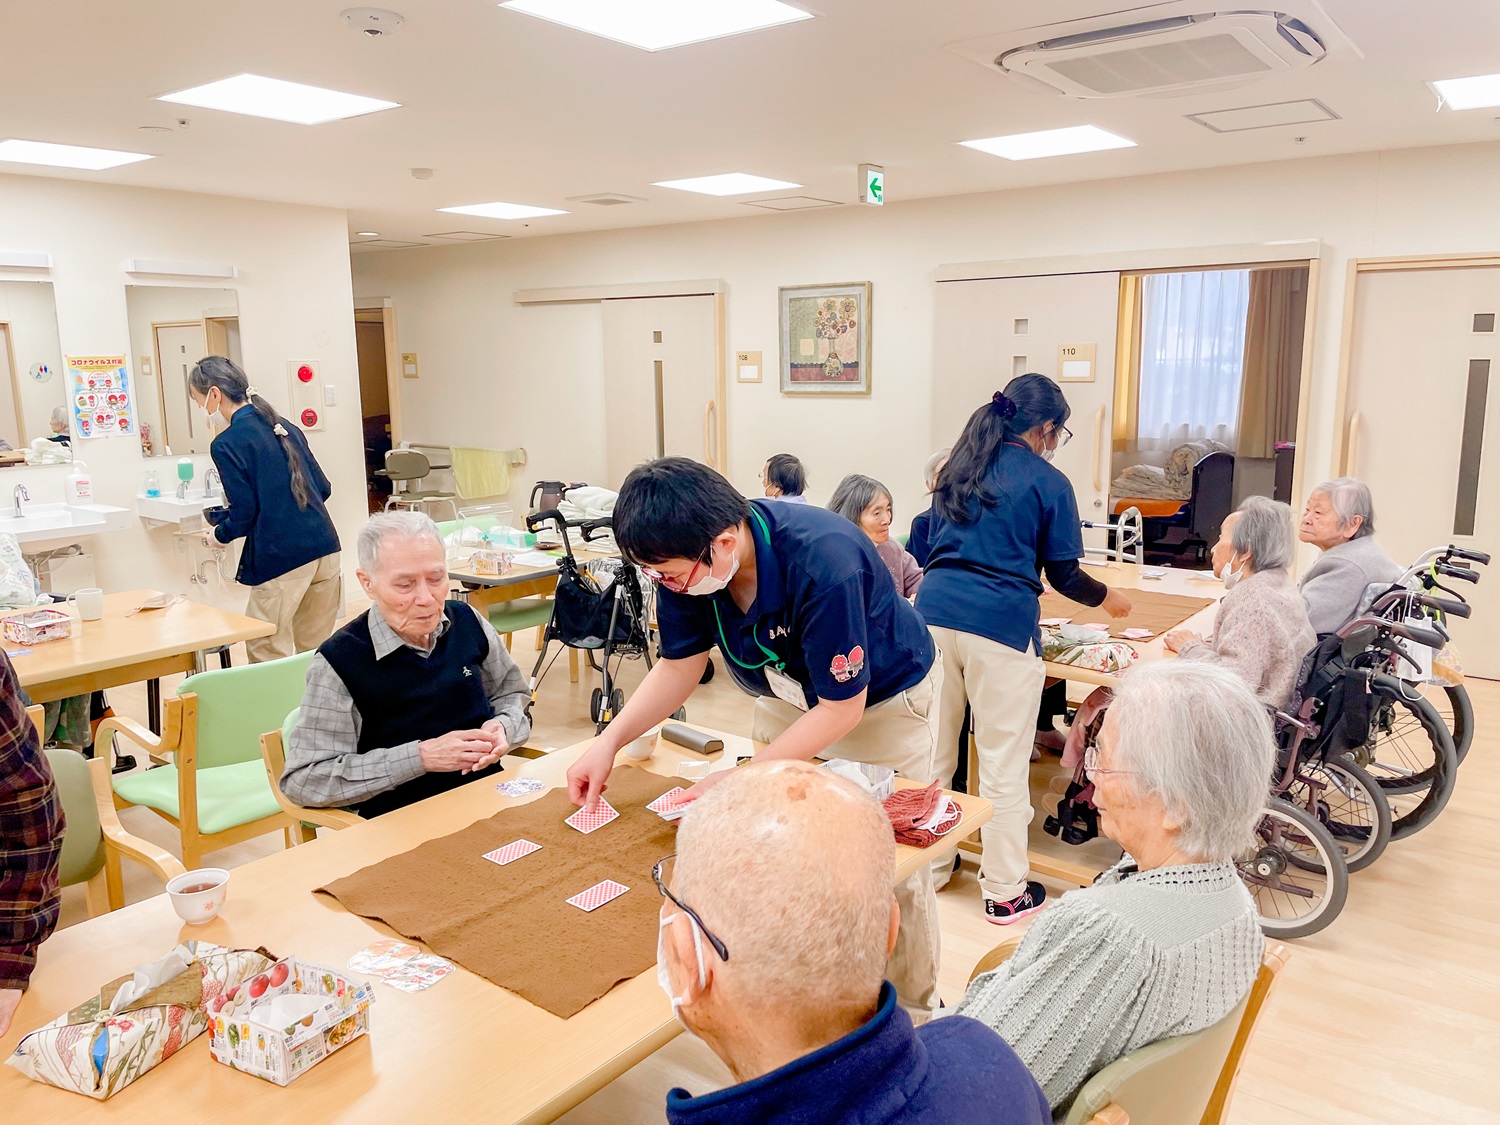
[197,396,226,433]
[1040,446,1056,463]
[681,538,740,597]
[656,910,707,1020]
[1218,553,1246,590]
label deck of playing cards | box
[483,839,541,866]
[566,879,629,912]
[565,799,619,834]
[497,777,546,797]
[647,787,692,821]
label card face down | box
[566,880,629,912]
[483,840,542,866]
[647,788,691,815]
[565,799,619,834]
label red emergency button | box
[301,408,319,427]
[297,365,315,383]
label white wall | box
[0,173,366,607]
[351,140,1500,535]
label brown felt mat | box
[1040,587,1216,640]
[317,767,679,1019]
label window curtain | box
[1135,269,1251,455]
[1237,267,1308,459]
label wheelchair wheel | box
[1236,798,1349,939]
[1281,757,1391,873]
[1356,674,1458,839]
[589,687,603,724]
[1423,682,1474,767]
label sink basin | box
[0,502,133,549]
[138,490,222,528]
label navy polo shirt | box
[656,500,934,709]
[916,442,1085,654]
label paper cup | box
[622,726,660,760]
[167,868,230,925]
[69,587,104,621]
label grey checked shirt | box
[282,603,531,809]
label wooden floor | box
[78,628,1500,1125]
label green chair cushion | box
[113,760,282,836]
[487,597,553,634]
[46,748,106,887]
[177,650,316,772]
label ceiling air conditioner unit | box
[997,11,1327,99]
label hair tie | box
[245,385,260,399]
[272,423,289,437]
[991,391,1018,420]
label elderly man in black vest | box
[282,511,531,818]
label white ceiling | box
[4,0,1500,249]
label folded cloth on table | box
[883,782,962,848]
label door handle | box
[1345,411,1362,475]
[1092,404,1106,493]
[704,400,717,468]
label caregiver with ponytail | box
[191,356,342,663]
[916,374,1130,925]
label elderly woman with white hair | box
[1297,477,1401,635]
[952,660,1271,1114]
[1164,495,1315,708]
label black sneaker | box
[984,882,1047,925]
[111,754,137,775]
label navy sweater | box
[204,406,339,586]
[666,983,1050,1125]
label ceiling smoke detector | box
[341,7,404,37]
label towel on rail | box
[451,447,525,499]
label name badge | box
[765,665,810,712]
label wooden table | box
[1,589,275,705]
[450,548,617,612]
[1,728,989,1124]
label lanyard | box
[710,507,785,672]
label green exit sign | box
[859,163,884,206]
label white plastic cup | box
[166,868,230,925]
[69,587,104,621]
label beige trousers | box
[929,626,1045,903]
[245,552,343,664]
[750,661,943,1017]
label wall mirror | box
[0,279,66,452]
[125,285,241,456]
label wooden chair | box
[259,706,363,843]
[26,705,184,913]
[101,651,316,868]
[968,935,1291,1125]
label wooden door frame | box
[1333,253,1500,475]
[0,322,27,445]
[353,300,403,446]
[151,319,204,452]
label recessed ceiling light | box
[0,139,154,170]
[437,201,570,220]
[158,74,400,125]
[1432,73,1500,110]
[653,172,801,196]
[499,0,811,51]
[959,125,1136,161]
[356,231,380,237]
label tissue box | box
[469,548,514,577]
[207,957,374,1086]
[5,942,274,1100]
[3,608,73,645]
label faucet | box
[176,478,190,501]
[204,468,222,500]
[13,484,29,519]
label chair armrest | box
[298,807,365,832]
[88,757,186,884]
[25,704,44,740]
[969,933,1027,983]
[95,715,164,768]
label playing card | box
[647,788,692,815]
[565,799,619,834]
[1081,623,1111,632]
[497,777,545,797]
[1040,617,1071,627]
[1121,628,1155,639]
[483,839,541,866]
[566,879,629,912]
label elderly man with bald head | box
[657,761,1049,1125]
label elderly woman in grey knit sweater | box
[1163,496,1316,709]
[1297,477,1401,635]
[952,660,1271,1115]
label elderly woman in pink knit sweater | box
[1164,496,1315,709]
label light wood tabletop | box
[1,727,990,1124]
[0,589,275,704]
[451,548,618,610]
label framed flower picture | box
[779,282,872,395]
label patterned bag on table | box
[1040,627,1139,675]
[6,941,275,1099]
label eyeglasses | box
[1058,425,1074,448]
[652,855,730,962]
[1083,742,1135,778]
[640,553,707,594]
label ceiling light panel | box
[438,201,569,220]
[499,0,812,51]
[653,172,800,196]
[1432,73,1500,110]
[959,125,1136,161]
[0,139,153,170]
[159,74,400,124]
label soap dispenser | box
[64,461,92,505]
